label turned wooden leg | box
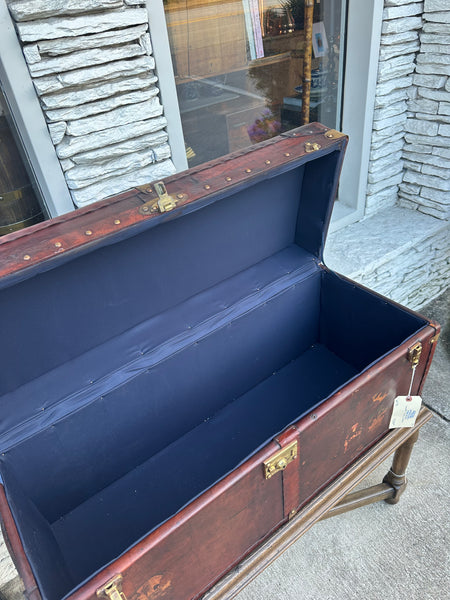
[383,429,420,504]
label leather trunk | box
[0,123,439,600]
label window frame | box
[330,0,384,232]
[0,0,74,218]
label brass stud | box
[54,242,62,248]
[226,177,232,181]
[146,187,153,193]
[85,230,93,236]
[284,152,291,157]
[265,160,271,165]
[141,206,149,213]
[114,219,121,225]
[23,254,31,261]
[204,184,211,190]
[177,193,184,199]
[245,168,252,173]
[289,509,297,519]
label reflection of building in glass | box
[165,0,345,166]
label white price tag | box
[389,396,422,429]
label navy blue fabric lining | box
[319,271,426,368]
[296,150,343,259]
[0,245,315,449]
[50,344,357,584]
[0,166,304,397]
[1,466,74,599]
[4,266,321,522]
[0,267,426,600]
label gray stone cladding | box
[7,0,176,207]
[361,0,449,308]
[399,0,450,220]
[369,0,450,222]
[326,206,449,310]
[366,0,424,217]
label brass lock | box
[138,181,178,215]
[97,575,127,600]
[263,441,298,479]
[407,342,422,368]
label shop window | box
[0,93,43,236]
[164,0,346,167]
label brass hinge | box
[264,440,298,479]
[407,342,422,368]
[97,575,127,600]
[324,129,345,140]
[138,181,178,216]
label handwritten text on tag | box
[389,396,422,429]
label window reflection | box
[165,0,345,166]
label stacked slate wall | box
[368,0,450,223]
[399,0,450,220]
[366,0,423,216]
[7,0,175,207]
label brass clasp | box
[264,441,298,479]
[407,342,422,368]
[97,575,127,600]
[138,181,177,215]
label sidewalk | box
[0,293,448,600]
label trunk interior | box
[0,151,426,600]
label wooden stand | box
[202,407,432,600]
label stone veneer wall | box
[328,0,449,310]
[399,0,450,220]
[365,0,423,217]
[367,0,450,222]
[7,0,176,207]
[326,206,449,310]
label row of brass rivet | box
[22,218,122,260]
[22,140,318,261]
[201,154,292,189]
[22,141,314,261]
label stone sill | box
[324,205,450,311]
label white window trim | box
[146,1,188,174]
[330,0,384,233]
[0,0,74,218]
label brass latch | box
[138,181,177,215]
[407,342,422,368]
[264,440,298,479]
[97,575,127,600]
[305,142,321,153]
